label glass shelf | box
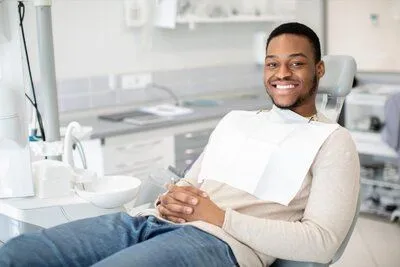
[173,14,295,29]
[176,14,294,24]
[350,131,398,159]
[361,176,400,190]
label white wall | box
[18,0,323,80]
[328,0,400,72]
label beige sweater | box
[135,112,360,267]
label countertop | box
[61,91,272,140]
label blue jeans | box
[0,213,238,267]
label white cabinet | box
[101,119,220,180]
[103,134,175,180]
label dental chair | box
[136,55,359,267]
[271,55,359,267]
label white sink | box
[75,175,141,209]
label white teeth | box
[276,84,295,90]
[276,84,295,89]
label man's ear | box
[316,60,325,79]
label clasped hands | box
[156,184,225,227]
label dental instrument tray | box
[98,110,171,126]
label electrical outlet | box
[121,72,152,90]
[124,0,148,27]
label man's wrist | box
[215,209,226,228]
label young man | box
[0,22,360,267]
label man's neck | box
[290,105,317,118]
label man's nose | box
[275,65,292,79]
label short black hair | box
[266,22,321,63]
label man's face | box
[264,34,324,115]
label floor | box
[332,215,400,267]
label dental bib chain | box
[256,109,318,122]
[306,114,318,122]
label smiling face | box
[264,34,325,117]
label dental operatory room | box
[1,0,400,266]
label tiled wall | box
[57,64,265,113]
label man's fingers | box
[182,185,209,198]
[169,191,199,205]
[168,184,208,198]
[165,215,186,224]
[157,205,186,223]
[157,204,190,219]
[166,203,193,214]
[159,195,193,214]
[161,187,198,205]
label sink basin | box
[99,110,171,126]
[182,99,222,107]
[182,94,261,107]
[99,104,193,126]
[221,93,261,101]
[75,175,142,209]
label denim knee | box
[0,233,56,267]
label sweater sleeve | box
[222,128,360,263]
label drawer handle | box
[184,149,194,154]
[116,163,129,169]
[131,165,151,172]
[183,130,212,139]
[133,156,164,166]
[116,140,163,151]
[115,156,164,169]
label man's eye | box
[266,62,278,68]
[291,62,305,68]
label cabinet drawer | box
[176,158,197,172]
[175,146,204,161]
[175,129,213,144]
[174,129,212,162]
[105,138,166,156]
[105,155,165,176]
[175,138,209,151]
[103,136,174,175]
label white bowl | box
[75,175,142,209]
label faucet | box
[63,121,83,169]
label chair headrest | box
[318,55,357,97]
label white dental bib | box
[198,106,339,205]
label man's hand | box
[157,185,225,227]
[157,185,206,222]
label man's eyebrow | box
[265,53,309,59]
[289,53,308,59]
